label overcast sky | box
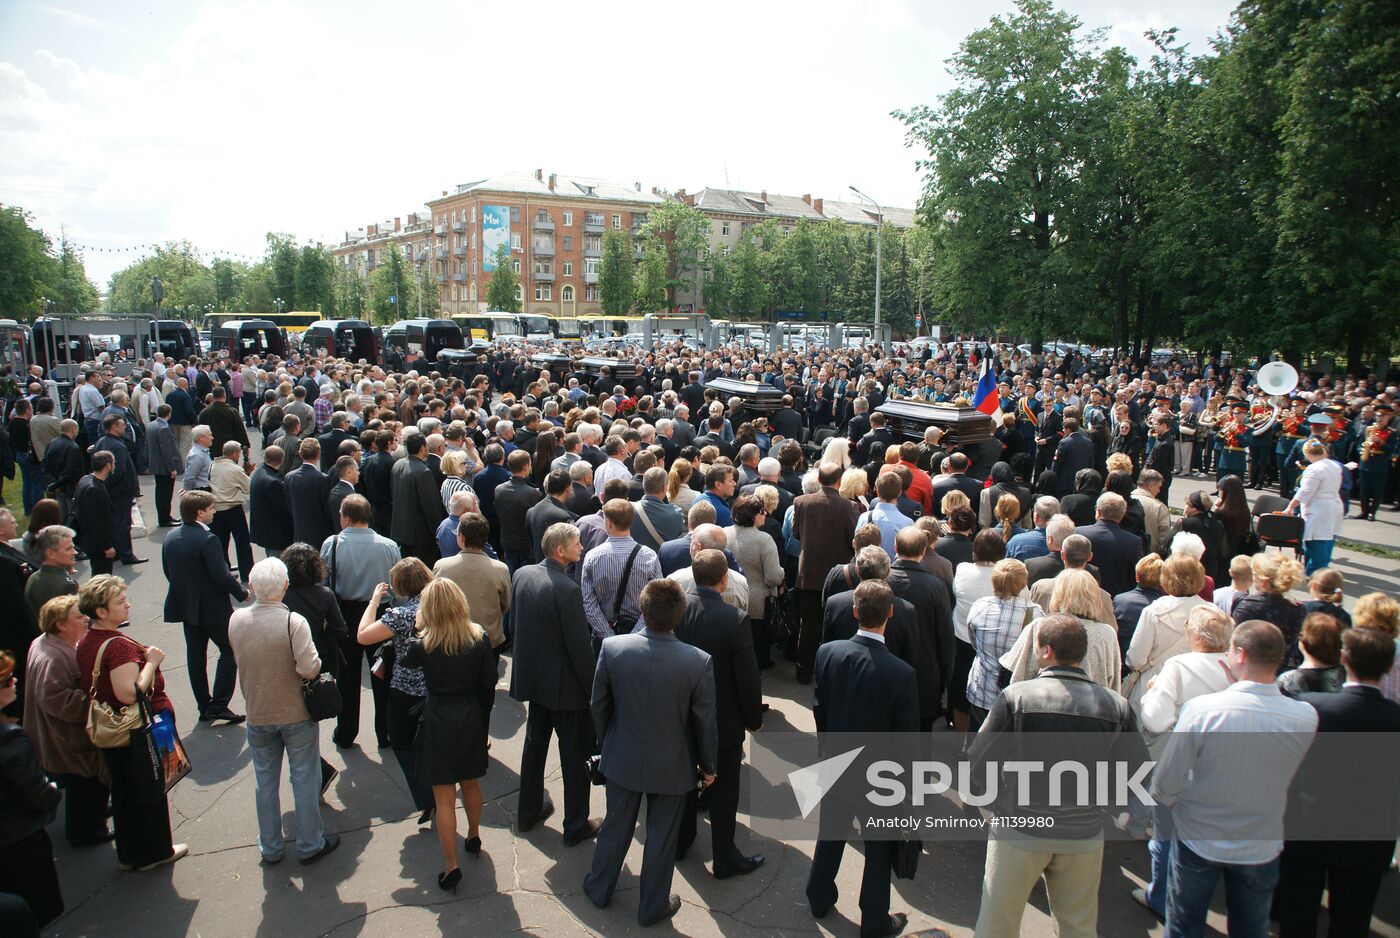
[1,0,1238,289]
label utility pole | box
[849,186,886,354]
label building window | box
[561,284,574,301]
[585,284,597,302]
[512,260,521,274]
[585,235,601,252]
[562,261,573,276]
[514,285,523,301]
[562,211,573,226]
[469,282,477,301]
[470,206,475,222]
[510,207,521,223]
[534,284,552,301]
[721,221,730,236]
[471,232,476,248]
[451,285,458,301]
[562,235,572,251]
[534,259,553,275]
[611,214,621,228]
[536,209,550,222]
[511,233,522,250]
[584,257,600,275]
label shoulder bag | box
[85,636,144,749]
[609,544,643,635]
[289,611,342,721]
[126,691,168,803]
[634,501,664,547]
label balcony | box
[583,244,601,258]
[584,271,599,284]
[415,251,428,263]
[583,216,605,233]
[533,241,555,256]
[435,247,448,260]
[453,244,468,256]
[452,220,465,233]
[436,273,448,283]
[453,273,467,282]
[434,223,447,236]
[532,217,555,232]
[532,270,555,282]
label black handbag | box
[892,838,922,880]
[608,544,642,635]
[288,612,342,721]
[126,693,167,804]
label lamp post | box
[849,185,886,354]
[274,296,285,315]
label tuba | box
[1249,361,1300,434]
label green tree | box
[0,208,53,319]
[47,238,100,316]
[211,258,243,312]
[633,242,668,313]
[484,244,521,313]
[336,266,367,320]
[727,235,766,317]
[369,240,414,323]
[266,233,299,310]
[295,245,335,315]
[107,241,211,317]
[636,201,710,306]
[415,262,441,316]
[598,228,634,314]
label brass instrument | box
[1250,361,1301,434]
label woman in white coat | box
[1123,554,1209,707]
[1287,439,1343,575]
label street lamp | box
[849,185,886,354]
[274,296,285,314]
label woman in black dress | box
[401,578,497,893]
[281,543,346,794]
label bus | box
[517,313,552,342]
[211,320,287,360]
[0,320,32,376]
[302,320,378,363]
[31,318,96,370]
[150,320,198,360]
[382,318,463,366]
[452,312,522,343]
[260,311,321,334]
[576,315,644,339]
[551,316,582,341]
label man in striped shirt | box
[580,500,661,648]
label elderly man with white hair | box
[228,557,340,866]
[667,523,750,614]
[183,424,215,491]
[436,489,482,560]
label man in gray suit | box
[584,579,719,926]
[146,403,181,527]
[630,467,685,551]
[509,522,599,846]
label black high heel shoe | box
[464,835,481,857]
[437,868,462,893]
[418,806,435,826]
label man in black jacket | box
[361,430,396,536]
[248,445,293,557]
[92,413,143,565]
[675,550,764,878]
[285,438,333,548]
[1074,492,1143,597]
[494,449,543,573]
[821,546,920,673]
[525,469,577,562]
[161,490,249,723]
[196,386,249,457]
[1053,415,1095,497]
[509,523,597,846]
[806,580,918,936]
[854,411,896,466]
[317,412,355,473]
[389,433,446,563]
[887,527,955,732]
[73,451,117,576]
[42,419,84,509]
[928,452,982,517]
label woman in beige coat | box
[725,494,784,669]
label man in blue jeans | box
[1150,619,1317,937]
[227,556,340,866]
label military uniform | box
[1247,398,1274,488]
[1214,401,1251,483]
[1355,407,1398,521]
[1274,403,1309,498]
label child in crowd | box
[1213,554,1252,615]
[1301,568,1351,627]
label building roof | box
[683,187,916,228]
[429,170,665,206]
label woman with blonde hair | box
[965,558,1040,728]
[1124,555,1209,705]
[1002,568,1122,692]
[667,458,698,513]
[1232,552,1307,671]
[992,493,1027,544]
[439,450,473,511]
[1353,591,1400,702]
[839,467,870,510]
[402,578,497,891]
[820,435,852,470]
[1302,568,1351,627]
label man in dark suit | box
[162,490,248,723]
[361,430,396,535]
[679,372,706,421]
[325,455,359,530]
[928,451,982,517]
[1053,416,1095,497]
[694,414,733,460]
[1279,627,1400,937]
[42,419,85,508]
[845,397,872,444]
[854,411,896,466]
[807,580,917,936]
[73,452,118,576]
[249,445,293,557]
[510,523,598,846]
[584,579,718,926]
[493,449,543,572]
[196,385,249,456]
[792,462,861,683]
[887,527,955,732]
[675,551,764,878]
[317,412,355,473]
[285,438,333,549]
[566,461,600,517]
[93,413,144,565]
[1074,492,1143,597]
[525,469,578,562]
[740,458,794,522]
[821,546,920,672]
[146,404,181,528]
[389,433,446,563]
[770,397,803,443]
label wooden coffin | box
[578,356,640,380]
[530,352,573,371]
[875,400,995,446]
[707,377,784,414]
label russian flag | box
[972,359,1003,423]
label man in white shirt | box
[1151,619,1317,937]
[591,437,632,491]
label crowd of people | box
[0,335,1398,936]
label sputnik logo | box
[788,746,865,819]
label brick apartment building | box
[330,212,435,282]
